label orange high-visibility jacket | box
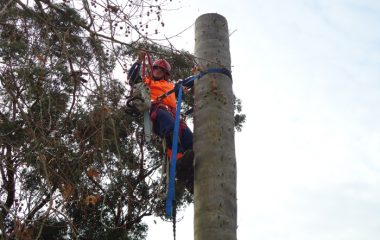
[144,77,184,160]
[144,76,176,109]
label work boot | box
[176,150,194,194]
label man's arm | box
[174,76,194,98]
[127,62,142,85]
[127,51,146,86]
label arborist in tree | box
[127,50,194,193]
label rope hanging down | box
[165,82,183,217]
[165,67,231,217]
[141,52,153,84]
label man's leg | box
[155,109,193,153]
[176,124,194,193]
[176,149,194,194]
[154,108,174,138]
[180,124,193,152]
[154,108,194,193]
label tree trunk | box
[193,13,237,240]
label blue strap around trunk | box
[157,68,232,101]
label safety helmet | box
[152,59,171,75]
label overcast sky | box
[144,0,380,239]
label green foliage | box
[36,219,69,240]
[234,96,246,132]
[0,2,182,239]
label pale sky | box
[145,0,380,239]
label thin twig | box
[0,0,15,17]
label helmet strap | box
[152,75,161,81]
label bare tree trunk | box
[194,13,237,240]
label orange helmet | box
[153,59,171,74]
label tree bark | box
[194,13,237,240]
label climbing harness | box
[164,67,232,217]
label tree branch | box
[0,0,14,17]
[25,185,58,222]
[0,144,15,229]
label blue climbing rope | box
[166,82,183,217]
